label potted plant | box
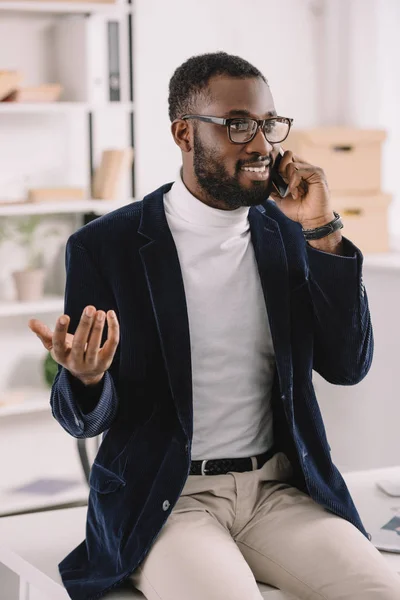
[43,351,58,388]
[0,215,61,302]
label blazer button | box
[162,500,170,511]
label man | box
[29,52,399,600]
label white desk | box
[1,467,400,600]
[342,465,400,571]
[0,510,293,600]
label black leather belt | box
[189,445,277,476]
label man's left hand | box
[269,150,335,230]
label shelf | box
[0,1,131,15]
[0,399,50,417]
[353,237,400,271]
[363,252,400,271]
[0,197,136,216]
[0,102,134,114]
[90,101,134,111]
[0,295,63,317]
[0,387,51,418]
[0,102,89,114]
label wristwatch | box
[302,211,343,240]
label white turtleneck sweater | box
[163,172,276,460]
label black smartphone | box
[270,148,290,198]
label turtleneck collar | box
[165,169,250,229]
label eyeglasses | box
[181,114,293,145]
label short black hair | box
[168,51,268,122]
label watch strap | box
[302,211,343,240]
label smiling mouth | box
[241,165,269,173]
[239,163,270,181]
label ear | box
[171,119,192,153]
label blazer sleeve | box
[50,236,120,438]
[306,236,374,385]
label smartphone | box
[270,148,290,198]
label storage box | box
[5,84,63,103]
[27,187,86,202]
[0,70,23,101]
[332,192,391,253]
[284,128,386,194]
[92,148,134,200]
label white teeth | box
[242,165,267,173]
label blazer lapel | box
[248,204,293,400]
[138,184,193,439]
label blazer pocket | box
[89,461,126,494]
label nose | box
[245,125,274,155]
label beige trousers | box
[130,451,400,599]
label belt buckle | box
[201,460,209,476]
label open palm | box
[28,305,120,385]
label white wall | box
[133,0,400,242]
[376,0,400,241]
[133,0,320,198]
[320,0,400,241]
[315,265,400,473]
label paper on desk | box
[381,515,400,534]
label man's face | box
[191,75,280,209]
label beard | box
[193,133,273,209]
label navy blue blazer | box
[51,182,373,600]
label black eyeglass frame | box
[181,114,294,144]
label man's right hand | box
[28,306,120,386]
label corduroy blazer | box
[51,182,373,600]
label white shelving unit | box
[0,101,134,114]
[0,387,51,419]
[0,0,129,15]
[0,0,135,516]
[0,295,64,317]
[363,252,400,271]
[0,198,135,216]
[0,398,50,418]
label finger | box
[84,310,106,366]
[292,152,309,165]
[99,311,120,370]
[70,306,96,364]
[286,166,304,199]
[278,150,294,177]
[29,318,54,350]
[269,189,290,204]
[51,314,70,360]
[29,318,50,338]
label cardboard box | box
[284,128,386,194]
[332,192,391,253]
[28,188,86,202]
[6,84,63,103]
[92,148,134,200]
[0,70,23,101]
